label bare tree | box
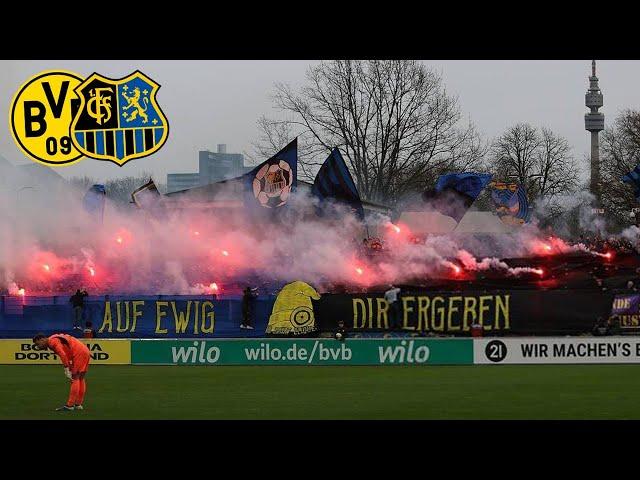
[255,60,486,204]
[490,123,542,194]
[68,175,96,194]
[600,109,640,225]
[489,123,578,201]
[536,127,578,197]
[248,117,322,180]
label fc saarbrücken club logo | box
[70,70,169,166]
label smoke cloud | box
[0,161,632,296]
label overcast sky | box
[2,60,639,183]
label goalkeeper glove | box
[64,367,72,380]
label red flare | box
[534,268,544,276]
[543,244,552,251]
[43,264,50,272]
[114,228,132,246]
[221,250,229,257]
[355,267,364,275]
[386,222,405,235]
[17,288,25,296]
[88,267,96,277]
[604,252,613,260]
[209,282,219,292]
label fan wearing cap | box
[32,333,91,411]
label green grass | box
[1,364,639,419]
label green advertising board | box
[131,338,473,365]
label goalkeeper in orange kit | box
[33,333,91,411]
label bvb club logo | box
[9,69,168,167]
[9,70,84,166]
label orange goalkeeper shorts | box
[71,351,90,375]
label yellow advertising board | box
[0,339,131,365]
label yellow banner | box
[0,339,131,365]
[266,281,321,336]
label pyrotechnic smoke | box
[0,159,628,296]
[455,250,543,276]
[621,225,640,249]
[534,190,612,239]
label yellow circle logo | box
[9,70,84,166]
[290,306,314,327]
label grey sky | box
[2,60,639,184]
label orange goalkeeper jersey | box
[48,334,90,368]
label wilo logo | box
[171,341,220,364]
[378,340,430,364]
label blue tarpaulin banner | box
[82,184,106,222]
[622,165,640,202]
[0,296,273,339]
[435,173,493,198]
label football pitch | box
[1,364,639,420]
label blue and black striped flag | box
[312,148,364,220]
[623,165,640,201]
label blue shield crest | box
[70,70,169,166]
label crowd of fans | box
[579,234,638,254]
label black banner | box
[315,290,614,336]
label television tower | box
[585,60,604,206]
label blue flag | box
[394,172,492,223]
[488,182,531,224]
[312,148,364,220]
[623,165,640,202]
[435,173,494,198]
[82,184,106,223]
[242,138,297,213]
